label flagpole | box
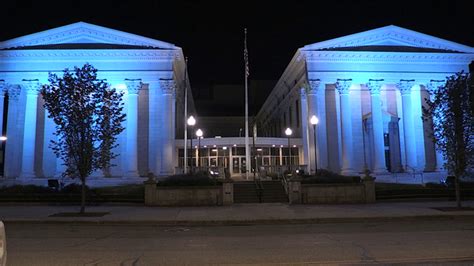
[244,28,250,180]
[183,57,188,174]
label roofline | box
[0,21,177,50]
[301,25,474,53]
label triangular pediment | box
[0,22,176,50]
[302,25,474,53]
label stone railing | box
[144,178,233,206]
[287,176,375,204]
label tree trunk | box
[455,174,461,208]
[80,178,86,214]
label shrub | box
[0,185,55,194]
[61,183,90,193]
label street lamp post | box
[285,128,293,172]
[196,129,203,170]
[187,116,196,173]
[310,115,319,175]
[223,146,228,178]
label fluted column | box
[4,85,21,177]
[427,80,446,171]
[367,79,388,174]
[0,81,6,139]
[397,79,417,172]
[124,78,142,177]
[19,79,40,179]
[308,79,328,170]
[335,79,355,175]
[158,79,175,176]
[299,87,310,172]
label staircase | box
[233,181,288,203]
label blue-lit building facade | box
[0,22,194,185]
[0,23,473,186]
[255,25,474,179]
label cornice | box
[302,51,473,63]
[0,49,180,61]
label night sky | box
[1,0,473,113]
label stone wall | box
[144,179,233,206]
[288,177,375,204]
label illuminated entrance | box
[176,137,303,177]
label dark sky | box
[1,0,473,98]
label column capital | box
[8,85,21,101]
[22,79,40,95]
[335,78,352,95]
[125,78,142,95]
[300,87,307,100]
[0,80,6,96]
[426,79,445,94]
[366,79,384,95]
[307,79,321,95]
[159,79,176,95]
[396,79,415,95]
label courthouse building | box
[0,22,193,185]
[255,25,474,178]
[0,23,473,186]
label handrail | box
[281,171,289,195]
[405,165,424,184]
[254,174,264,203]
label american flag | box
[244,28,249,78]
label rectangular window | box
[296,100,300,128]
[289,106,292,127]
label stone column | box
[159,79,175,176]
[427,80,446,171]
[308,79,328,171]
[148,82,159,175]
[0,81,6,139]
[124,78,142,178]
[367,79,388,174]
[4,85,21,177]
[19,79,40,179]
[335,79,355,175]
[397,80,417,172]
[299,88,310,172]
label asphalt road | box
[4,218,474,265]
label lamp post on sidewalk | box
[310,115,319,175]
[187,116,196,173]
[285,128,293,172]
[196,129,203,170]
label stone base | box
[341,168,357,176]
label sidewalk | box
[1,201,474,225]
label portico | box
[256,25,474,180]
[0,22,193,185]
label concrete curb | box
[3,214,474,226]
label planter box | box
[145,180,233,206]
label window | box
[296,100,300,128]
[289,106,292,127]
